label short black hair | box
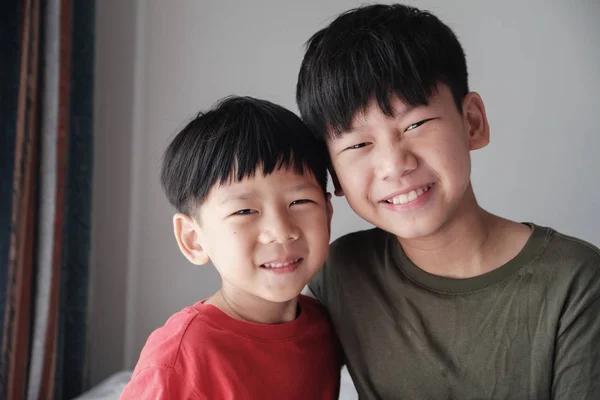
[296,3,469,138]
[160,96,329,215]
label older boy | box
[297,4,600,399]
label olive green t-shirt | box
[310,224,600,399]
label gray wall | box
[91,0,600,386]
[90,0,137,386]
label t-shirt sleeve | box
[120,366,205,400]
[552,254,600,399]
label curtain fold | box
[0,1,95,399]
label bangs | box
[296,4,468,139]
[161,96,329,215]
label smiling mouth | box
[383,183,434,205]
[260,258,302,269]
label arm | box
[552,270,600,399]
[120,366,205,400]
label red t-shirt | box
[121,295,341,399]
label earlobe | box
[463,92,490,150]
[329,168,345,197]
[173,213,210,265]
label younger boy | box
[121,96,340,399]
[296,4,600,399]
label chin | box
[261,290,302,304]
[394,230,433,241]
[382,219,443,241]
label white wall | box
[91,0,600,386]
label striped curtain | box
[0,0,95,399]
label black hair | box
[160,96,329,215]
[296,3,469,138]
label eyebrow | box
[219,183,320,204]
[284,183,321,193]
[220,193,255,204]
[343,104,418,135]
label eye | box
[233,209,256,216]
[290,199,314,206]
[405,118,435,132]
[344,142,371,151]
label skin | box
[327,83,531,278]
[173,167,333,324]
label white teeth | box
[386,184,432,205]
[262,258,300,268]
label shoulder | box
[298,294,330,319]
[328,227,389,263]
[535,224,600,278]
[132,303,214,373]
[121,364,204,399]
[545,226,600,263]
[309,228,389,302]
[533,225,600,309]
[125,304,213,399]
[330,227,388,249]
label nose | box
[375,140,417,181]
[258,209,300,244]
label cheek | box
[335,162,370,197]
[434,141,472,184]
[228,226,254,243]
[300,212,330,241]
[215,223,254,251]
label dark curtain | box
[0,0,95,398]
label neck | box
[206,286,299,324]
[398,186,502,278]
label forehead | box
[209,167,320,200]
[326,84,454,140]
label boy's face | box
[326,84,489,240]
[176,167,332,303]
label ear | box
[329,167,345,197]
[325,192,334,236]
[173,213,210,265]
[462,92,490,150]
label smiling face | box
[175,166,332,304]
[327,84,489,240]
